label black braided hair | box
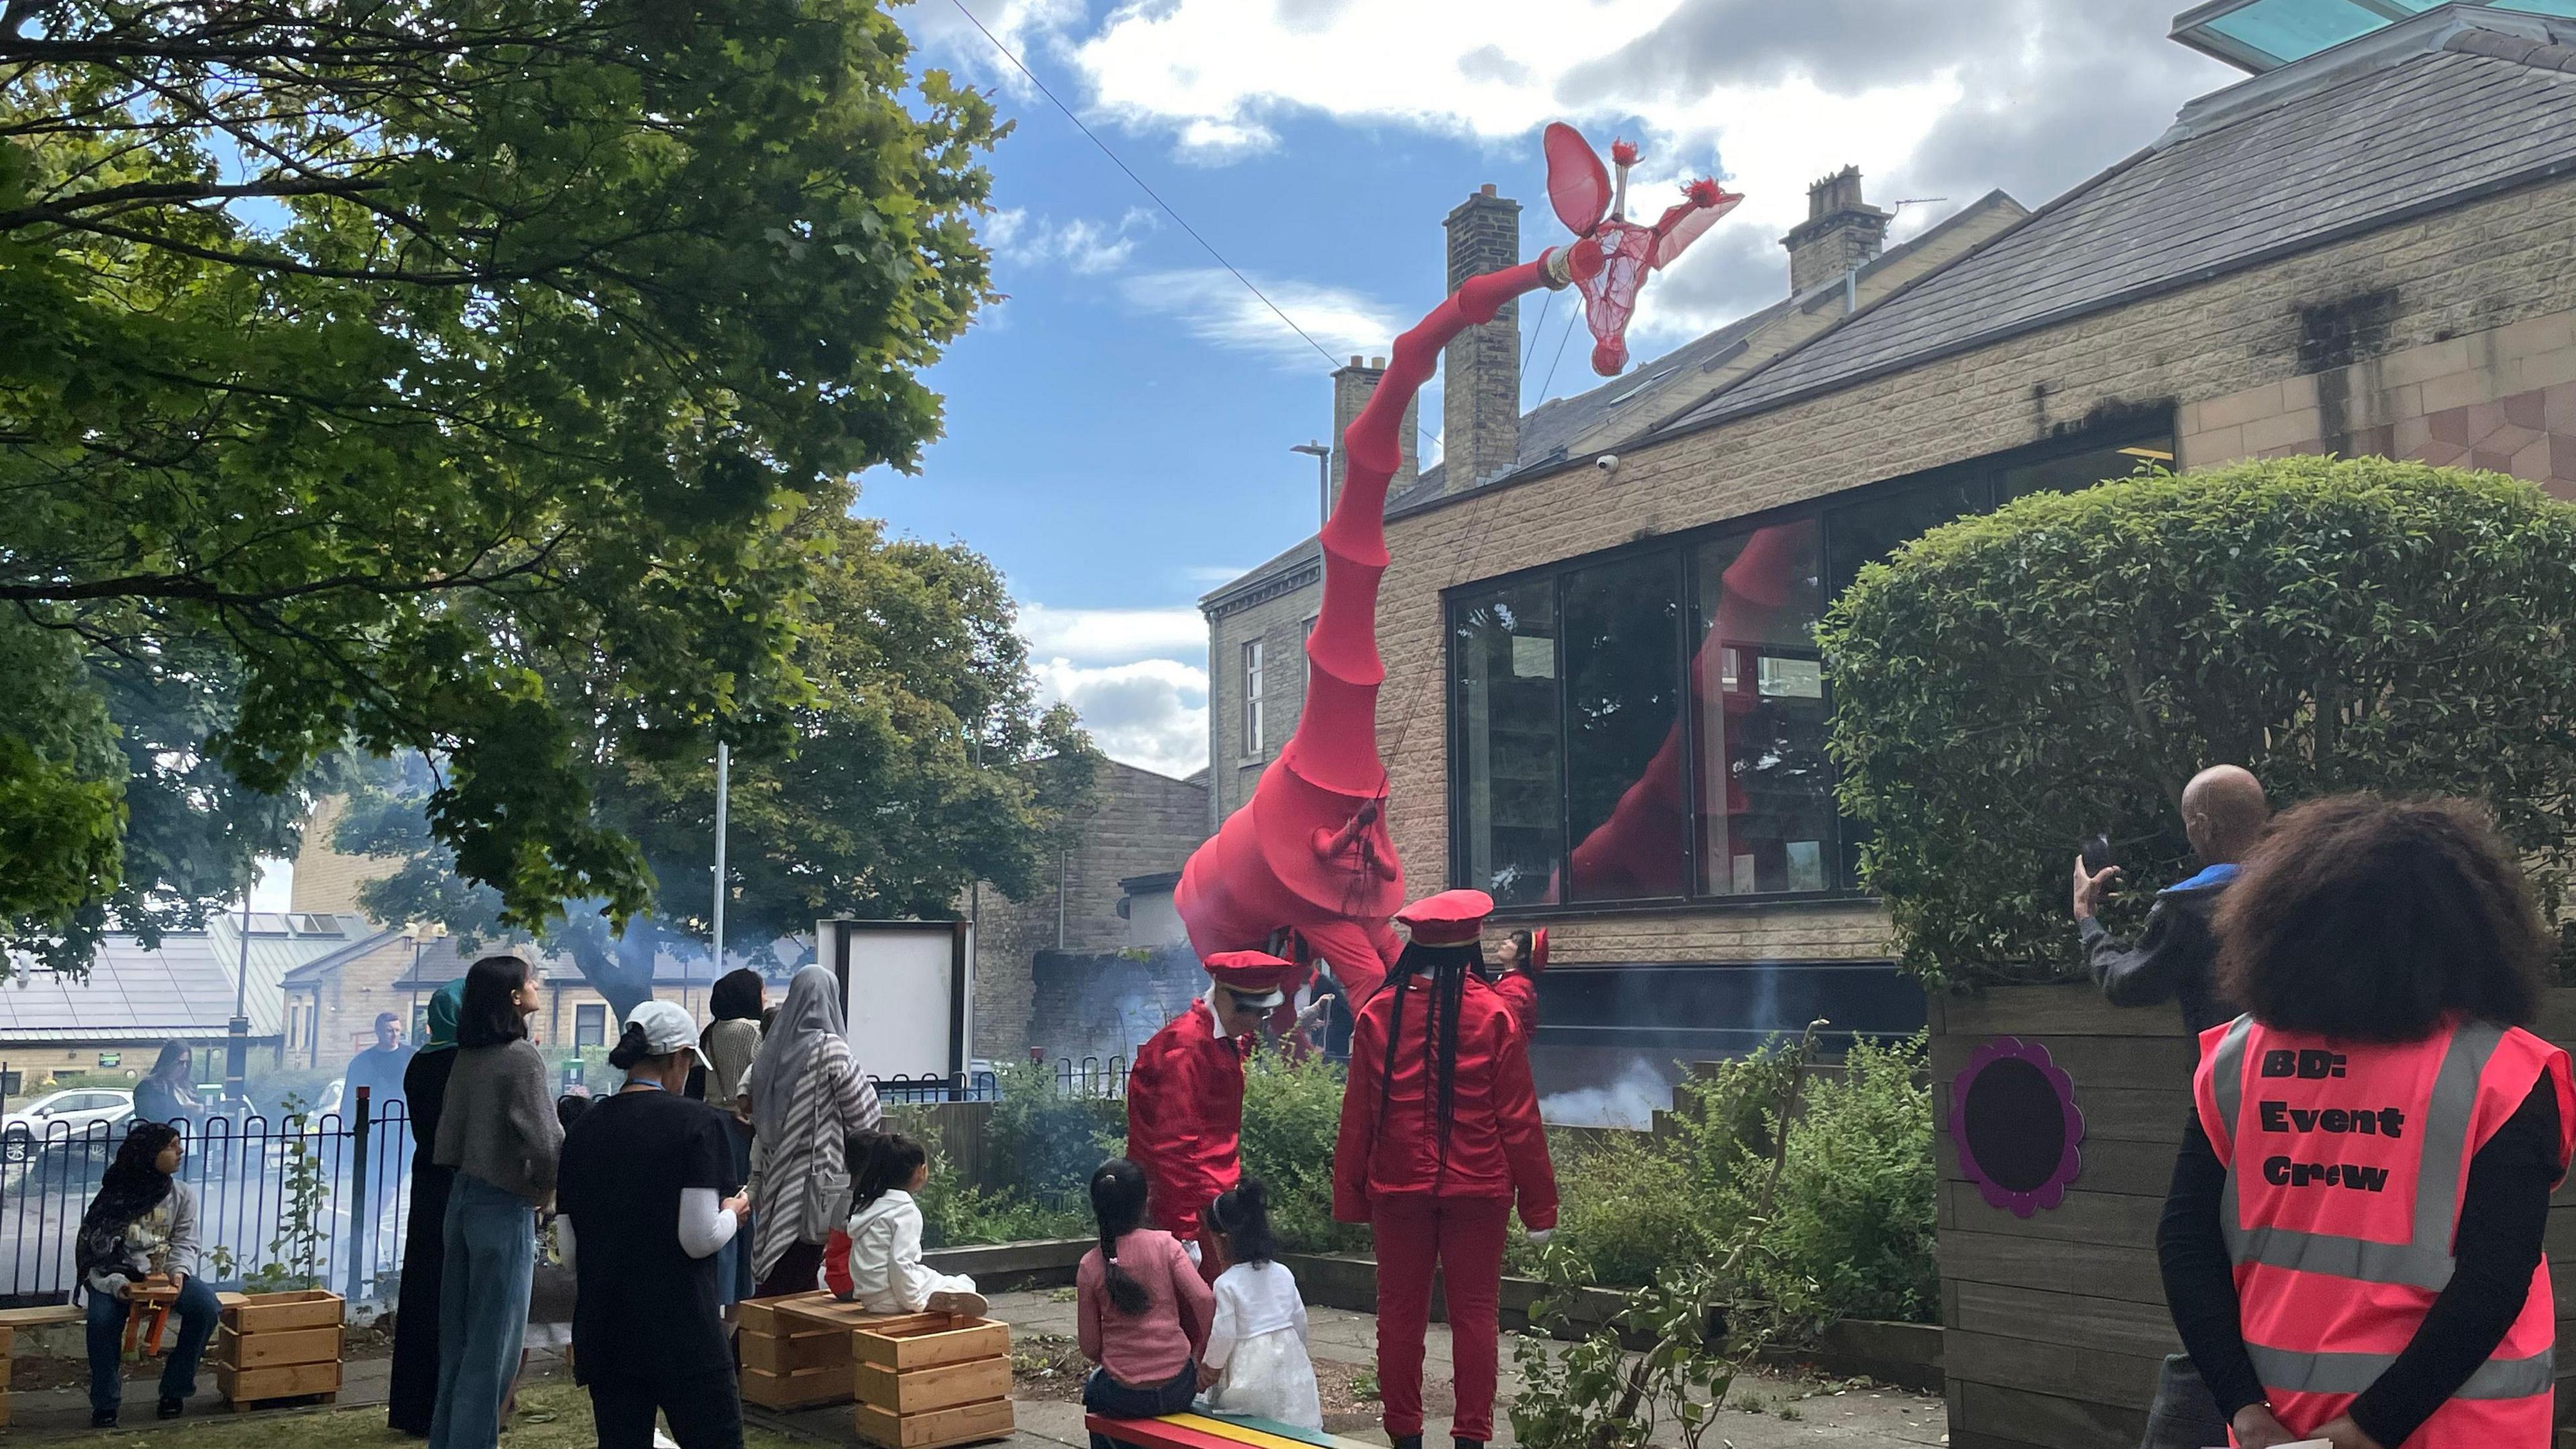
[1205,1179,1280,1267]
[1366,939,1482,1188]
[1089,1159,1151,1315]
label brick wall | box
[969,761,1208,1061]
[1444,186,1523,490]
[289,794,395,918]
[1372,171,2576,968]
[1203,587,1318,827]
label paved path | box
[755,1289,1950,1449]
[0,1289,1950,1447]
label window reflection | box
[1999,441,2169,502]
[1563,553,1686,901]
[1693,521,1831,896]
[1452,584,1562,906]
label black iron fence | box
[867,1056,1128,1104]
[0,1096,414,1309]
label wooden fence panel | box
[1935,985,2576,1448]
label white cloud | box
[990,0,2235,343]
[1034,657,1210,777]
[1018,603,1205,665]
[989,205,1159,274]
[1120,268,1408,370]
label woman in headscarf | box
[77,1121,217,1427]
[746,964,879,1297]
[702,968,764,1309]
[387,981,464,1436]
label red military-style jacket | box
[1126,996,1247,1246]
[1332,972,1557,1228]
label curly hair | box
[2214,794,2548,1042]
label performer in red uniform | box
[1334,890,1557,1449]
[1125,951,1297,1283]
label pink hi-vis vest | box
[2192,1014,2576,1446]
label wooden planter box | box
[214,1289,343,1409]
[851,1316,1012,1449]
[1933,985,2576,1448]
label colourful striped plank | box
[1083,1411,1369,1449]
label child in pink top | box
[1078,1160,1213,1449]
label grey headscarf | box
[751,963,845,1138]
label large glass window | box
[1693,520,1831,897]
[1563,553,1686,902]
[1453,582,1562,906]
[1447,425,2170,910]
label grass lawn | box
[84,1379,813,1449]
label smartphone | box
[2080,833,2114,875]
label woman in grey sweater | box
[76,1122,217,1427]
[429,955,560,1449]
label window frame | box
[574,1002,606,1049]
[1242,638,1267,760]
[1445,420,2174,918]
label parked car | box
[1,1089,135,1163]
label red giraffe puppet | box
[1136,125,1739,1293]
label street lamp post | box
[227,881,252,1104]
[1290,441,1330,531]
[707,740,730,1015]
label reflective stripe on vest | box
[2208,1014,2505,1291]
[2243,1342,2557,1400]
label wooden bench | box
[1083,1411,1368,1449]
[0,1301,108,1428]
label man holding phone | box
[2072,763,2271,1034]
[2074,764,2271,1449]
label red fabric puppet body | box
[1125,996,1247,1258]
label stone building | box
[1209,3,2576,1120]
[966,760,1208,1064]
[1201,169,2025,834]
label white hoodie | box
[839,1189,968,1313]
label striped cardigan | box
[747,1033,881,1280]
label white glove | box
[1185,1238,1203,1264]
[1525,1228,1554,1246]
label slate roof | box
[0,933,259,1043]
[1199,191,2024,612]
[1662,8,2576,437]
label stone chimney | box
[1780,166,1891,294]
[1330,355,1418,513]
[1442,184,1521,492]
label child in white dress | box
[1195,1180,1322,1430]
[824,1132,986,1317]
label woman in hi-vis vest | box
[2159,796,2576,1448]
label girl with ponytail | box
[1332,890,1558,1449]
[1197,1181,1322,1428]
[1077,1159,1213,1448]
[820,1132,985,1317]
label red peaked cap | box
[1395,888,1495,947]
[1201,950,1300,1003]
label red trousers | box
[1371,1194,1511,1442]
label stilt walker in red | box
[1335,890,1556,1449]
[1125,952,1298,1283]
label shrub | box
[1748,1033,1936,1330]
[981,1060,1126,1205]
[1237,1049,1366,1254]
[1819,457,2576,985]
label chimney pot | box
[1780,164,1892,297]
[1349,354,1363,367]
[1371,356,1385,368]
[1481,183,1497,197]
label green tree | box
[1,0,1005,959]
[1820,457,2576,986]
[339,517,1101,1016]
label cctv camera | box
[1595,453,1621,475]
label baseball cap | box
[625,999,712,1071]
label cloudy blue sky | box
[855,0,2245,779]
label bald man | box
[2072,765,2270,1034]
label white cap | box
[625,999,711,1071]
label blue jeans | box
[428,1174,537,1449]
[86,1273,219,1415]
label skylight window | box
[2172,0,2563,71]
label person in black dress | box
[386,980,464,1437]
